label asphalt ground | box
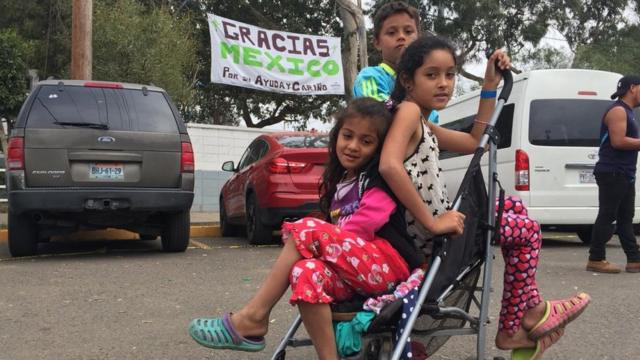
[0,232,639,360]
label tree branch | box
[459,68,483,84]
[239,98,255,127]
[243,0,278,29]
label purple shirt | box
[330,179,397,241]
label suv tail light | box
[269,157,308,174]
[515,149,529,191]
[7,137,25,170]
[181,142,194,173]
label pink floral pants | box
[281,217,410,305]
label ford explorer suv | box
[6,80,194,257]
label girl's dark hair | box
[390,35,457,103]
[373,1,420,40]
[319,97,393,217]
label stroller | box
[271,66,514,360]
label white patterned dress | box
[403,116,452,253]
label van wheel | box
[8,210,38,257]
[161,211,190,252]
[246,194,273,245]
[220,197,239,237]
[576,226,592,245]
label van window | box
[26,85,178,133]
[439,104,514,160]
[529,99,640,146]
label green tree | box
[93,0,198,113]
[0,0,71,79]
[573,25,640,75]
[0,0,198,116]
[369,0,631,82]
[0,30,30,121]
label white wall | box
[186,123,277,212]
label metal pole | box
[476,135,500,359]
[390,255,443,360]
[271,314,303,360]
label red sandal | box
[528,292,590,340]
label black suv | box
[6,80,194,256]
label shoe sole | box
[586,266,621,273]
[626,268,640,273]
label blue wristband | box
[480,89,497,99]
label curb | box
[0,225,221,244]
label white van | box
[439,69,640,243]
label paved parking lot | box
[0,233,639,359]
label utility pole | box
[71,0,92,80]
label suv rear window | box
[529,99,640,146]
[276,135,329,148]
[26,85,178,133]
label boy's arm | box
[340,187,395,241]
[352,69,391,101]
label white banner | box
[207,13,344,95]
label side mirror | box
[222,161,236,172]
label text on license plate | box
[579,171,596,184]
[89,163,124,180]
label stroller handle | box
[450,65,513,211]
[498,65,513,101]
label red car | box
[219,131,329,244]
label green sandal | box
[188,313,266,352]
[511,328,564,360]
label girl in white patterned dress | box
[379,35,590,359]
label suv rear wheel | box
[246,194,274,245]
[8,210,38,257]
[161,210,190,252]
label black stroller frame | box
[272,68,514,360]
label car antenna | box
[142,86,149,96]
[57,81,65,92]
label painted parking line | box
[199,243,280,250]
[0,249,108,261]
[188,239,211,250]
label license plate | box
[579,171,596,184]
[89,163,124,180]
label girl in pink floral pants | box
[189,98,418,360]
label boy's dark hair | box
[391,35,457,103]
[373,1,420,39]
[319,98,393,217]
